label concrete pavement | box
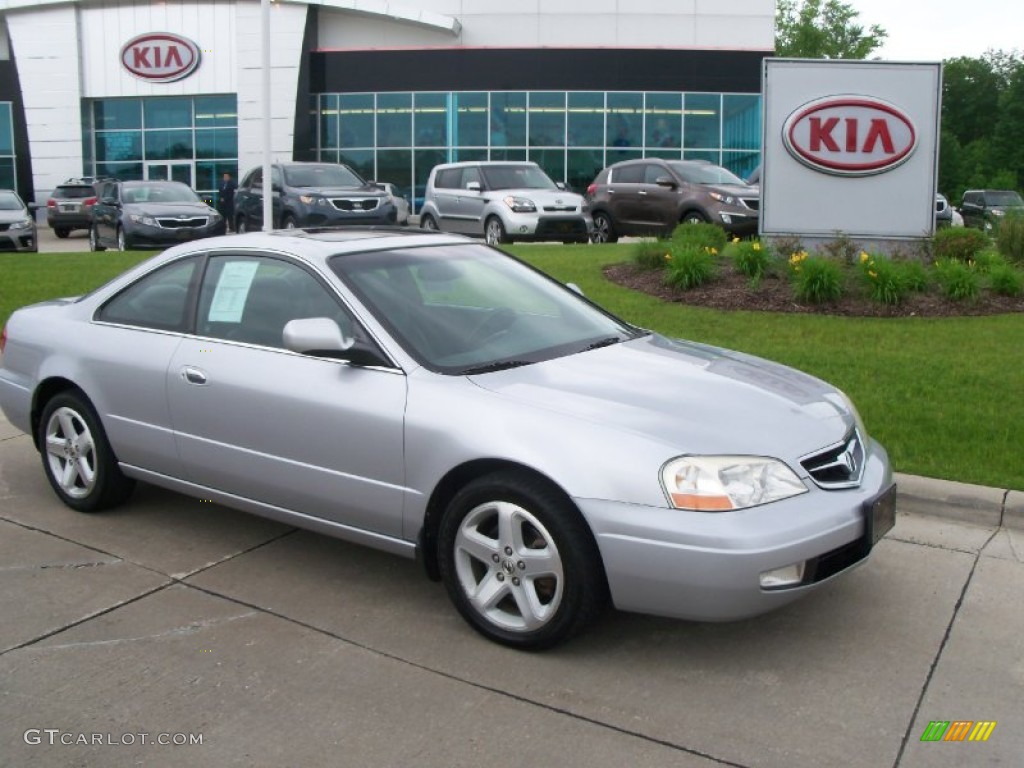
[1,409,1021,767]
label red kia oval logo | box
[120,33,201,83]
[783,95,917,176]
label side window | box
[643,164,666,184]
[434,169,460,190]
[196,255,357,350]
[613,164,644,184]
[97,257,199,331]
[460,166,482,189]
[271,167,283,188]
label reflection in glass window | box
[722,151,760,179]
[377,93,411,147]
[607,93,642,149]
[98,257,199,332]
[491,92,526,147]
[684,93,721,149]
[723,94,761,150]
[96,132,142,162]
[454,92,488,147]
[683,149,721,165]
[377,149,412,190]
[568,92,603,147]
[96,162,144,181]
[338,149,374,180]
[645,93,681,149]
[94,100,142,130]
[0,157,14,191]
[339,94,374,147]
[320,94,339,149]
[145,130,193,160]
[144,97,192,129]
[528,92,565,147]
[414,93,448,147]
[0,103,12,155]
[567,149,604,194]
[195,128,237,160]
[194,96,237,128]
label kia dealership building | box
[0,0,772,209]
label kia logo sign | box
[782,95,917,176]
[120,33,201,83]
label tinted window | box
[283,164,362,188]
[196,255,356,349]
[54,186,95,199]
[668,162,746,186]
[434,168,461,190]
[612,164,644,184]
[98,257,199,331]
[643,164,668,184]
[479,164,555,190]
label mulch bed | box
[604,262,1024,318]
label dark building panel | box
[311,48,767,95]
[0,59,35,201]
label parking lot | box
[1,405,1022,767]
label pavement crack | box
[0,558,122,572]
[37,611,258,652]
[891,525,1001,767]
[181,581,753,768]
[168,527,299,581]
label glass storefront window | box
[568,92,604,147]
[491,92,526,147]
[94,100,141,130]
[414,93,448,147]
[194,96,237,128]
[0,103,12,155]
[684,149,721,165]
[96,131,142,162]
[452,148,487,162]
[144,98,192,129]
[529,147,564,182]
[528,92,565,148]
[95,162,143,181]
[339,149,374,181]
[377,149,412,189]
[607,92,643,150]
[339,94,374,147]
[320,94,339,149]
[567,149,604,193]
[0,157,14,191]
[377,93,411,148]
[195,128,237,160]
[684,93,721,149]
[723,94,761,151]
[145,129,193,160]
[721,150,760,179]
[645,93,681,150]
[454,92,487,147]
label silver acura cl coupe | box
[0,229,895,648]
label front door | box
[147,162,194,187]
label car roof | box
[434,161,538,169]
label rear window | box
[54,186,95,199]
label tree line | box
[776,0,1023,204]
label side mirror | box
[555,181,567,191]
[465,181,482,192]
[271,184,283,194]
[27,202,39,212]
[566,282,584,296]
[282,317,389,367]
[654,176,677,188]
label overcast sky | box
[848,0,1024,61]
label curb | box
[895,472,1022,530]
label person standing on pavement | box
[218,172,238,232]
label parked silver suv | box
[419,161,591,244]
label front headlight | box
[661,456,807,511]
[708,191,736,205]
[298,194,329,206]
[128,214,158,227]
[9,218,34,230]
[503,196,536,213]
[992,209,1005,217]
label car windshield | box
[330,243,642,374]
[668,162,747,186]
[0,191,24,210]
[284,164,364,188]
[123,183,200,204]
[985,191,1024,206]
[479,165,557,191]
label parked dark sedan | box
[90,180,226,251]
[232,162,398,232]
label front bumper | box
[576,440,892,621]
[502,212,592,242]
[717,210,759,237]
[124,220,227,248]
[0,227,38,252]
[294,201,398,227]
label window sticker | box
[208,261,260,322]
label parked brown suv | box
[45,178,108,238]
[585,159,759,242]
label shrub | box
[932,227,990,263]
[988,263,1024,297]
[664,244,717,290]
[633,239,672,270]
[973,251,1007,273]
[791,255,843,304]
[897,260,929,293]
[820,232,861,266]
[732,239,771,283]
[857,251,906,305]
[934,259,980,301]
[996,210,1024,265]
[670,221,727,253]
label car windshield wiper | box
[459,360,532,375]
[581,336,626,352]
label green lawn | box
[2,245,1021,490]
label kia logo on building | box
[782,95,917,176]
[120,33,201,83]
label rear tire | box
[89,225,105,252]
[420,214,439,231]
[54,227,70,239]
[38,391,135,513]
[438,471,606,649]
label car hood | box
[707,183,759,199]
[125,202,216,217]
[469,334,855,460]
[490,188,584,206]
[300,186,388,197]
[0,208,30,223]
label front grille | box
[936,199,948,213]
[0,223,9,232]
[800,431,865,489]
[740,197,760,211]
[543,205,577,212]
[156,216,209,229]
[330,198,380,212]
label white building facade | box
[0,0,773,208]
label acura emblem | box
[840,448,858,476]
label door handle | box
[638,190,648,196]
[182,366,208,385]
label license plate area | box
[864,483,897,546]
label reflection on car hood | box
[490,188,584,205]
[300,186,387,197]
[125,202,215,217]
[471,334,854,458]
[0,208,30,223]
[707,183,758,198]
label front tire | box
[484,216,509,246]
[681,211,708,226]
[116,226,128,251]
[236,216,249,234]
[89,224,105,252]
[438,471,606,649]
[590,211,618,244]
[282,214,297,230]
[38,392,135,513]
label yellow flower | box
[664,253,672,261]
[705,246,718,255]
[732,236,740,243]
[752,242,761,251]
[868,270,878,278]
[859,251,870,264]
